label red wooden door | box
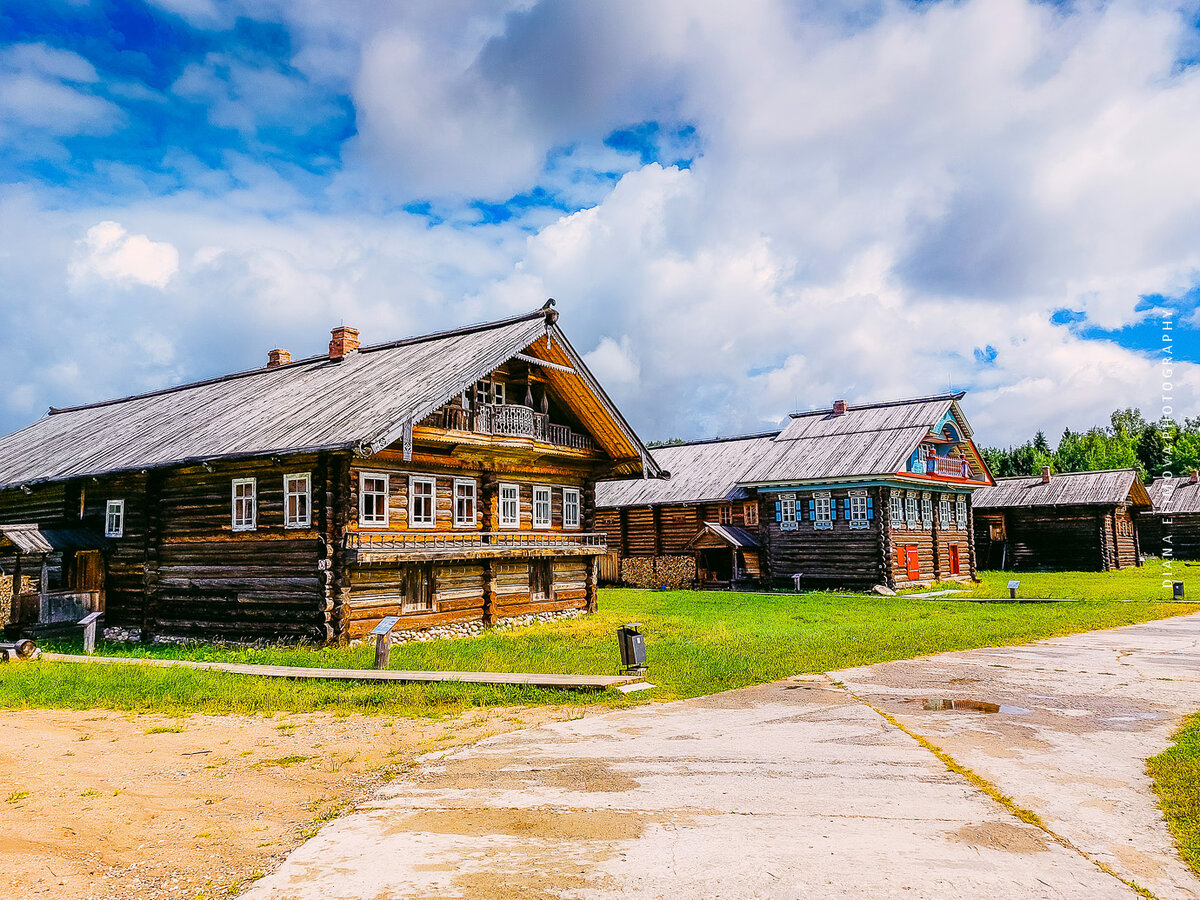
[948,545,960,576]
[904,546,920,580]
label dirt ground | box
[0,703,592,900]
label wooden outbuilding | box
[1140,470,1200,560]
[594,434,777,587]
[0,305,662,642]
[598,393,994,590]
[972,468,1150,571]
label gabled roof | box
[686,522,761,550]
[1146,475,1200,515]
[972,469,1151,510]
[737,393,990,486]
[0,307,662,489]
[595,433,779,509]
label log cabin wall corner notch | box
[0,303,662,642]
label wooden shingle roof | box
[738,393,987,485]
[972,469,1151,510]
[595,433,779,508]
[0,307,662,489]
[1147,475,1200,515]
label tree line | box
[982,409,1200,482]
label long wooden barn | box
[972,468,1150,571]
[594,434,779,587]
[1140,470,1200,560]
[598,393,995,590]
[0,304,662,643]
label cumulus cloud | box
[70,221,180,289]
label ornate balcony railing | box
[346,531,607,553]
[418,403,595,452]
[926,456,970,478]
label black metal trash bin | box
[617,622,647,672]
[1174,581,1186,601]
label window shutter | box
[808,499,815,520]
[775,501,782,522]
[867,497,874,519]
[829,500,836,521]
[896,545,905,567]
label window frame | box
[453,478,477,529]
[813,492,833,530]
[889,493,904,527]
[359,471,390,527]
[231,477,257,532]
[780,495,797,524]
[938,496,951,529]
[562,487,581,530]
[905,493,918,527]
[956,495,968,528]
[499,482,520,529]
[718,504,733,525]
[284,472,311,529]
[409,476,437,529]
[532,485,552,530]
[743,501,758,527]
[104,499,124,538]
[849,493,869,529]
[921,494,934,531]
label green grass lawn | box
[911,565,1200,602]
[0,571,1193,718]
[1149,713,1200,876]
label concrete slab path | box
[243,614,1200,899]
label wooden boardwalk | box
[40,653,644,691]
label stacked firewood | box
[620,555,697,590]
[0,576,33,627]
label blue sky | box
[1,0,1199,445]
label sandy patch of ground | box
[0,704,591,900]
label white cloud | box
[70,221,180,289]
[584,336,640,386]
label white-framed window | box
[533,485,552,529]
[905,493,918,527]
[743,501,758,527]
[475,380,505,405]
[889,493,904,527]
[921,494,933,530]
[499,482,520,528]
[849,493,869,529]
[562,487,581,529]
[410,476,436,528]
[813,492,832,530]
[780,495,797,524]
[454,479,477,528]
[939,496,951,529]
[956,495,968,528]
[284,473,311,529]
[359,472,389,527]
[104,499,124,538]
[232,478,257,531]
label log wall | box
[1139,513,1200,560]
[761,489,883,588]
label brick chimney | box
[266,348,291,368]
[1041,465,1052,483]
[329,326,360,360]
[1190,469,1198,484]
[832,399,848,416]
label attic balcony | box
[344,530,607,564]
[926,456,971,478]
[418,403,596,452]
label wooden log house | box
[594,433,779,587]
[598,394,994,590]
[0,305,663,642]
[1140,470,1200,560]
[972,468,1150,571]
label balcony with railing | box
[345,530,607,561]
[925,455,971,478]
[418,403,596,452]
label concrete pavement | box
[243,614,1200,899]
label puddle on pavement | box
[922,698,1032,715]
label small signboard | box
[371,616,401,636]
[1007,581,1020,591]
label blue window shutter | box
[867,497,874,519]
[775,501,782,522]
[829,500,836,521]
[808,499,815,520]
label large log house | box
[1140,470,1200,560]
[597,394,995,589]
[0,305,662,642]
